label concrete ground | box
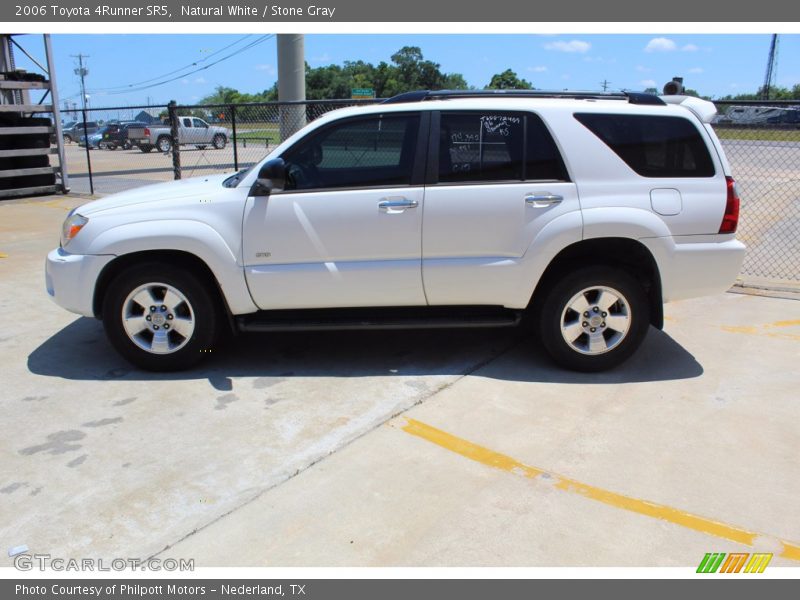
[0,195,798,568]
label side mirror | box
[250,158,286,197]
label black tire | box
[102,263,220,371]
[156,136,172,153]
[140,144,153,153]
[212,134,226,149]
[537,266,649,372]
[63,134,72,143]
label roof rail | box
[382,89,666,106]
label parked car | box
[138,117,230,153]
[63,121,99,144]
[46,90,745,372]
[98,121,150,150]
[78,126,107,149]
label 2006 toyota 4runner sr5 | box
[46,90,745,372]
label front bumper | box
[45,248,115,317]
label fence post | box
[230,104,238,171]
[167,100,181,180]
[81,107,94,195]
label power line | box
[97,34,275,96]
[90,35,256,92]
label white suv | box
[46,90,745,372]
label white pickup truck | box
[46,90,745,372]
[136,116,230,153]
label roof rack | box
[382,89,666,106]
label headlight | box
[61,211,88,247]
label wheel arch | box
[93,250,236,333]
[530,237,664,330]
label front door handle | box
[378,198,419,213]
[525,193,563,208]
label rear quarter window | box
[574,113,715,178]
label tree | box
[193,47,469,104]
[486,69,533,90]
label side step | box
[235,305,522,333]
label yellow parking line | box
[722,319,800,342]
[0,253,7,259]
[398,417,800,562]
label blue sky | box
[19,34,800,107]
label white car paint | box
[46,95,745,327]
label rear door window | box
[574,113,715,177]
[437,111,568,183]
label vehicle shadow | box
[27,317,703,387]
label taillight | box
[719,176,740,234]
[144,127,151,136]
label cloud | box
[193,77,206,84]
[528,66,548,72]
[255,64,276,75]
[310,52,332,64]
[681,44,699,52]
[644,37,677,52]
[544,40,591,53]
[635,65,651,72]
[640,79,657,88]
[583,56,616,64]
[688,67,704,74]
[181,78,189,85]
[561,74,571,80]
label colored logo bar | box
[697,552,772,573]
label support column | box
[277,34,306,142]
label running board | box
[235,306,522,333]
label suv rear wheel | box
[102,263,219,371]
[212,134,226,149]
[538,266,649,372]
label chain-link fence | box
[60,99,378,196]
[59,97,799,285]
[712,101,799,283]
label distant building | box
[134,109,162,124]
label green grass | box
[714,128,800,142]
[216,121,282,144]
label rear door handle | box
[525,193,563,207]
[378,198,419,213]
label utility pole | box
[71,53,93,194]
[72,53,89,112]
[600,79,611,92]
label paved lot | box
[0,195,798,567]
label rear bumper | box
[45,248,115,317]
[641,235,746,302]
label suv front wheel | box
[102,263,219,371]
[538,266,649,372]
